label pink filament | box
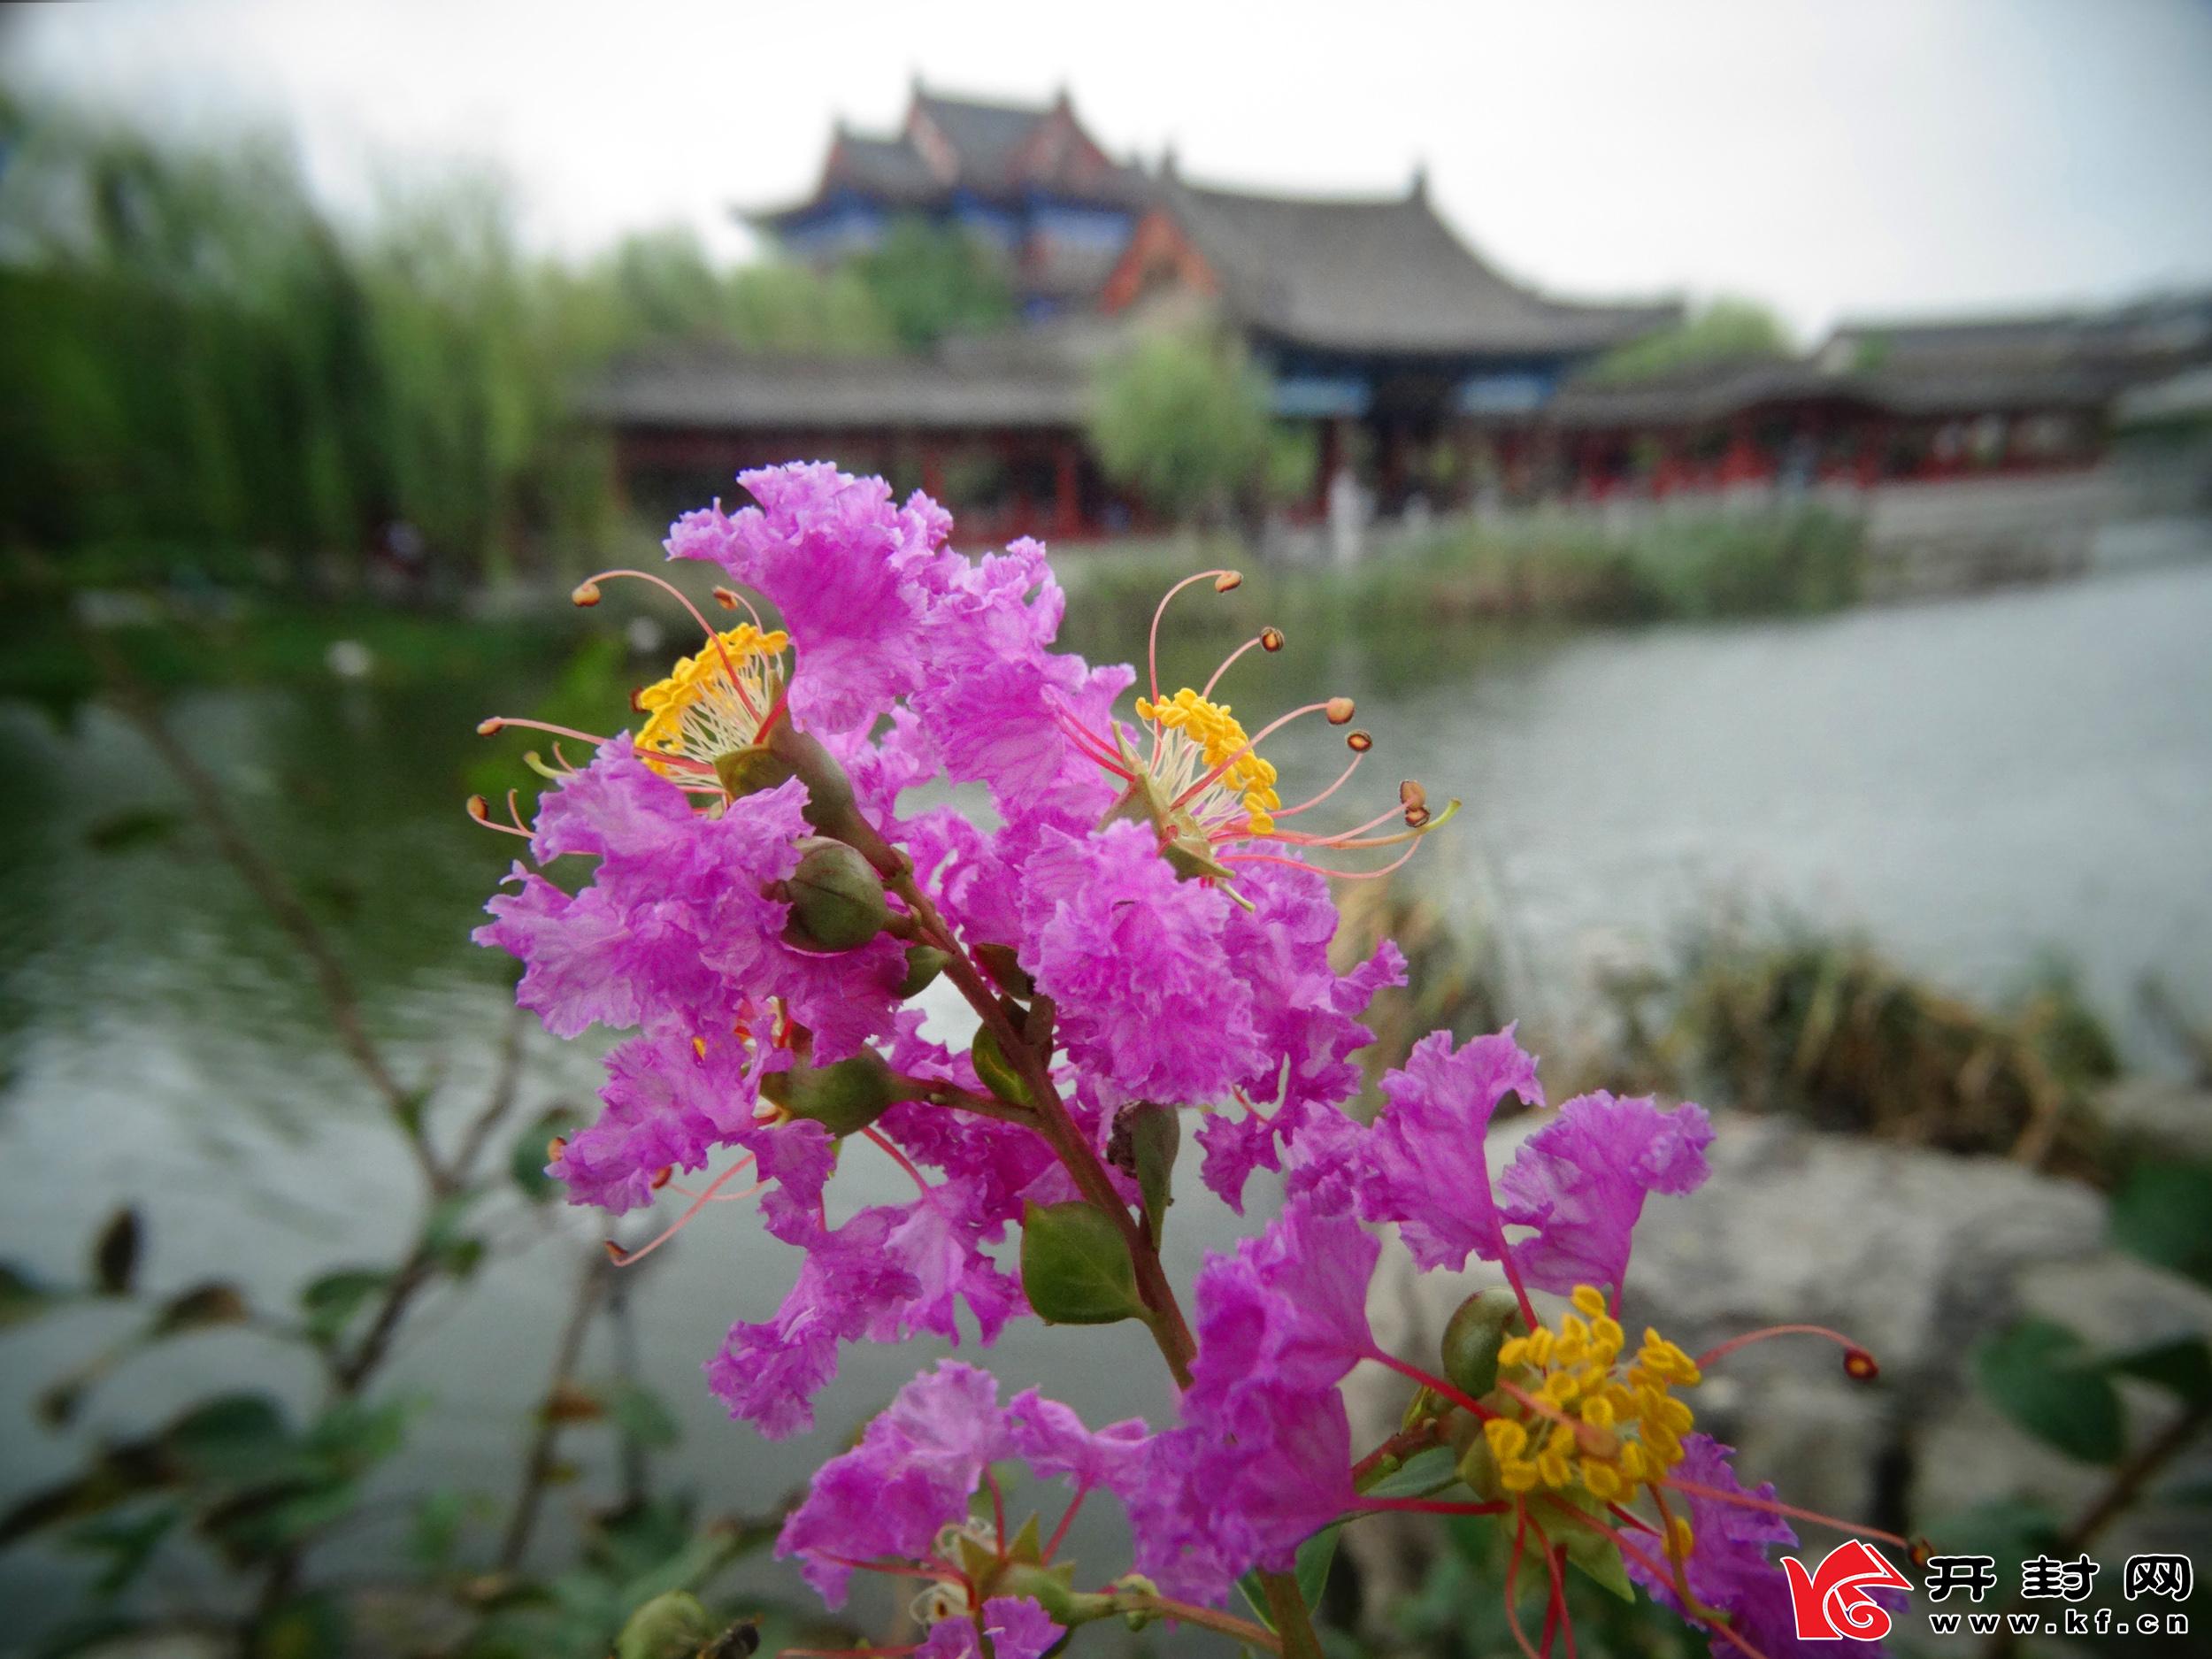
[1363,1348,1496,1422]
[1148,570,1238,708]
[1656,1477,1911,1549]
[585,566,745,686]
[862,1125,935,1201]
[1269,754,1363,820]
[1695,1323,1865,1369]
[1200,633,1271,700]
[606,1154,761,1266]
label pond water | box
[3,559,2209,1632]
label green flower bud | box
[996,1563,1113,1626]
[779,839,891,950]
[1442,1286,1525,1400]
[713,745,796,799]
[760,1048,900,1136]
[1455,1425,1503,1501]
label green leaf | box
[1236,1527,1340,1632]
[93,1208,141,1296]
[83,807,183,855]
[1545,1487,1634,1602]
[61,1502,180,1599]
[2104,1335,2212,1406]
[1360,1444,1461,1501]
[300,1268,390,1344]
[163,1394,296,1483]
[972,1026,1037,1110]
[608,1381,682,1451]
[1294,1526,1340,1609]
[0,1261,58,1329]
[423,1187,485,1252]
[203,1476,362,1561]
[513,1108,583,1202]
[613,1591,719,1659]
[1019,1201,1144,1325]
[1123,1102,1180,1249]
[150,1280,250,1337]
[1974,1317,2126,1463]
[760,1049,901,1136]
[2109,1161,2212,1287]
[407,1488,479,1574]
[308,1396,413,1473]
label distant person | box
[1328,463,1367,567]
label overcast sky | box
[7,0,2210,337]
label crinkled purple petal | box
[1498,1091,1714,1295]
[1355,1025,1545,1273]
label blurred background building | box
[593,82,2212,553]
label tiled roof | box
[1151,174,1678,357]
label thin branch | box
[499,1248,613,1571]
[443,1005,533,1191]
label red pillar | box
[1053,436,1081,539]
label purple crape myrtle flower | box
[1006,1387,1149,1502]
[707,1165,1025,1440]
[549,1027,828,1222]
[916,1598,1065,1659]
[1354,1025,1546,1271]
[904,533,1136,827]
[1496,1089,1715,1297]
[1018,819,1266,1110]
[475,733,905,1061]
[1196,861,1407,1212]
[664,462,945,736]
[1129,1201,1373,1604]
[778,1361,1017,1605]
[1130,1382,1357,1606]
[778,1361,1142,1640]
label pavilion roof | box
[1141,173,1679,359]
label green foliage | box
[0,96,902,587]
[2108,1159,2212,1287]
[846,216,1016,350]
[1585,297,1793,384]
[1088,325,1273,522]
[1020,1201,1145,1325]
[1114,1102,1180,1248]
[1975,1318,2127,1463]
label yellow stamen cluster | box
[1484,1285,1701,1508]
[1134,687,1282,834]
[635,626,789,771]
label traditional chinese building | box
[1097,165,1678,512]
[603,86,1678,535]
[748,82,1150,319]
[595,87,2205,538]
[1514,293,2212,501]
